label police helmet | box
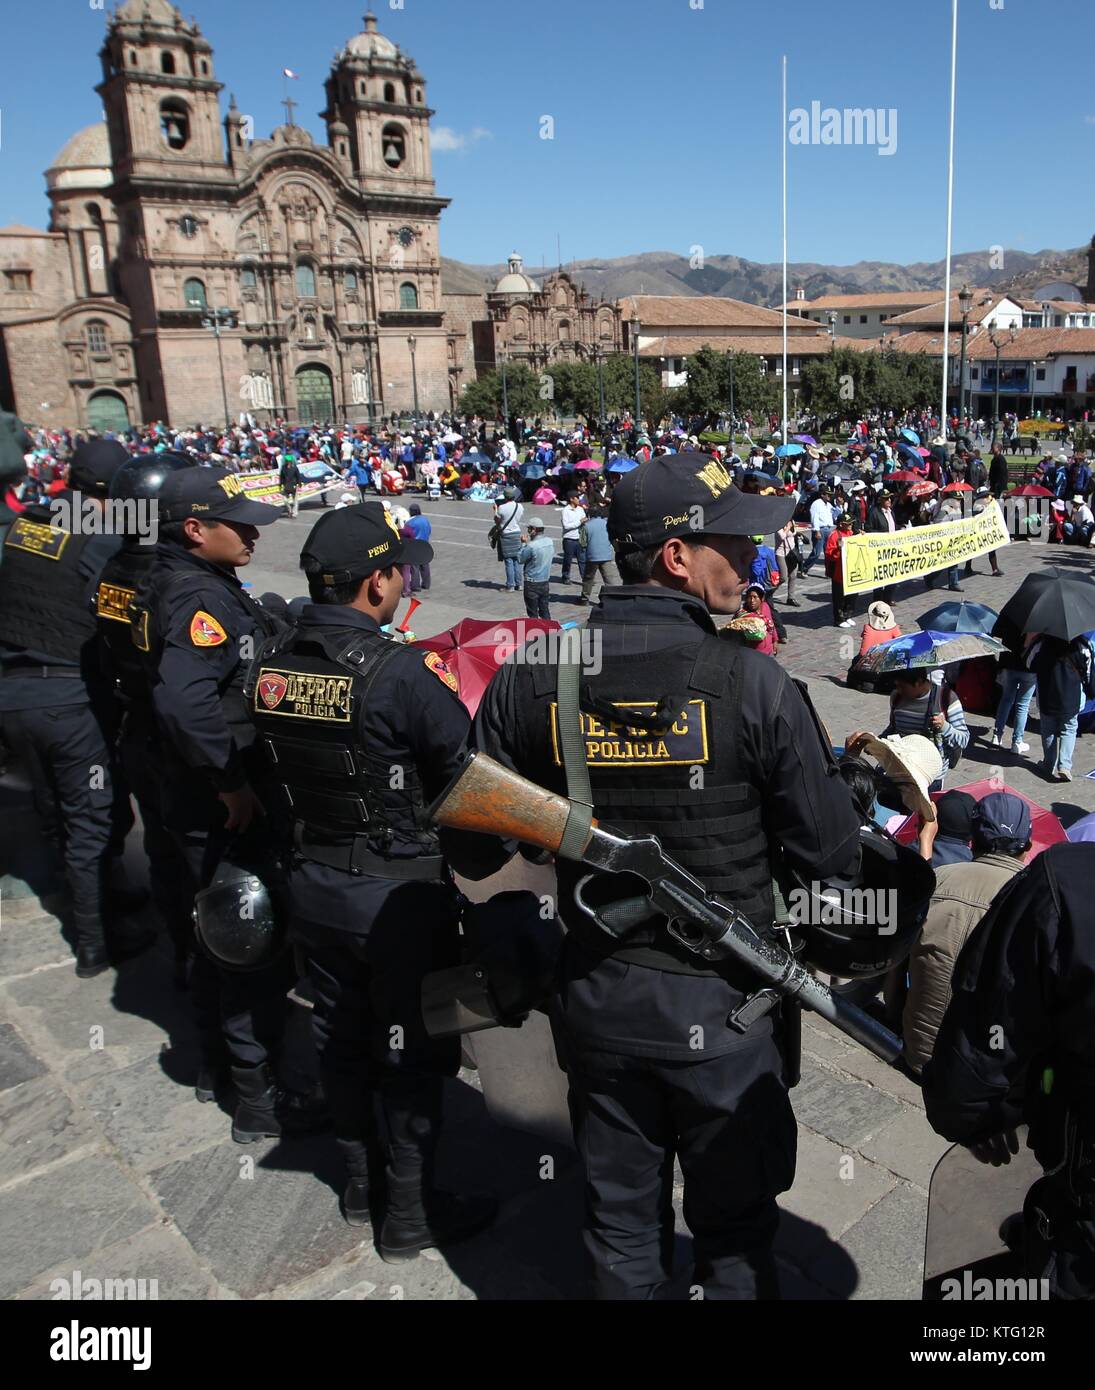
[193,849,287,972]
[786,826,936,979]
[109,450,194,503]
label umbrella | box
[852,629,1005,676]
[606,457,639,474]
[1066,811,1095,844]
[999,569,1095,642]
[819,461,847,480]
[887,470,923,483]
[531,485,557,505]
[461,450,493,469]
[793,434,817,445]
[899,428,921,445]
[908,480,938,499]
[413,617,560,715]
[918,601,999,636]
[518,462,545,480]
[916,447,931,458]
[775,442,805,457]
[1008,483,1055,498]
[941,481,973,494]
[575,459,602,471]
[894,780,1067,861]
[743,470,782,488]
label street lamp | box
[593,346,606,433]
[407,334,419,422]
[499,348,509,432]
[989,325,1018,445]
[828,310,837,342]
[957,283,972,434]
[728,353,736,449]
[200,305,235,432]
[630,317,641,429]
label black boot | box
[230,1064,330,1143]
[74,912,109,979]
[378,1169,497,1262]
[337,1137,386,1227]
[195,1055,228,1104]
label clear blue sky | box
[3,0,1092,269]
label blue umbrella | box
[519,462,545,479]
[896,441,923,463]
[775,442,805,457]
[853,630,1004,676]
[899,428,921,446]
[917,601,999,636]
[606,457,639,474]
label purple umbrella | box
[793,434,818,445]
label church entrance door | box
[86,391,130,434]
[296,366,335,424]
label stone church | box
[0,3,460,431]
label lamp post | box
[407,334,419,422]
[499,348,509,432]
[630,317,641,429]
[594,346,606,433]
[989,326,1018,446]
[828,310,837,342]
[728,353,736,449]
[200,305,235,432]
[957,283,972,435]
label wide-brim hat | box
[867,600,896,631]
[855,734,943,822]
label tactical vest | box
[0,501,101,666]
[94,542,157,704]
[130,557,280,754]
[246,623,444,881]
[534,634,771,974]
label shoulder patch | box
[189,610,228,647]
[423,650,459,694]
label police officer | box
[0,438,153,976]
[923,841,1095,1300]
[464,452,864,1299]
[247,503,496,1257]
[128,467,323,1139]
[94,453,195,985]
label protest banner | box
[236,462,341,508]
[841,502,1010,595]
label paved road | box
[1,495,1092,1301]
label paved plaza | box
[2,495,1094,1301]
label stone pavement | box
[2,494,1093,1301]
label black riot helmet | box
[108,450,194,504]
[193,847,288,973]
[784,826,936,979]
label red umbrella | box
[413,616,560,714]
[887,470,923,483]
[908,480,938,499]
[893,778,1068,864]
[941,481,973,494]
[1008,483,1055,498]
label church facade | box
[0,3,460,431]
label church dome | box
[49,122,110,172]
[344,11,399,61]
[115,0,184,26]
[494,252,538,296]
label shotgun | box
[430,751,904,1064]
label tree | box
[460,363,542,420]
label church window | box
[240,267,257,290]
[160,99,190,150]
[86,202,103,225]
[160,52,176,75]
[359,80,367,96]
[178,214,199,239]
[4,270,32,292]
[296,262,317,298]
[86,321,108,353]
[128,50,137,66]
[200,60,209,76]
[399,282,418,310]
[384,83,396,103]
[382,125,406,169]
[183,278,207,309]
[345,269,358,292]
[558,319,571,342]
[415,88,422,103]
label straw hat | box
[854,734,943,822]
[867,600,896,631]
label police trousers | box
[565,1032,796,1300]
[3,703,115,918]
[120,710,193,951]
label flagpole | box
[781,54,788,445]
[940,0,959,440]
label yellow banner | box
[841,502,1011,595]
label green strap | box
[556,654,594,861]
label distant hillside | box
[443,244,1088,307]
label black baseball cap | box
[608,452,796,551]
[68,438,130,495]
[158,466,281,525]
[300,502,433,584]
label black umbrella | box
[999,568,1095,641]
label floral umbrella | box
[852,629,1005,676]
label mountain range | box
[442,242,1091,305]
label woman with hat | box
[824,511,857,627]
[846,601,902,690]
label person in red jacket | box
[825,512,857,627]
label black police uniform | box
[464,455,863,1299]
[0,448,145,973]
[127,472,293,1092]
[247,502,495,1252]
[95,525,194,972]
[923,843,1095,1300]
